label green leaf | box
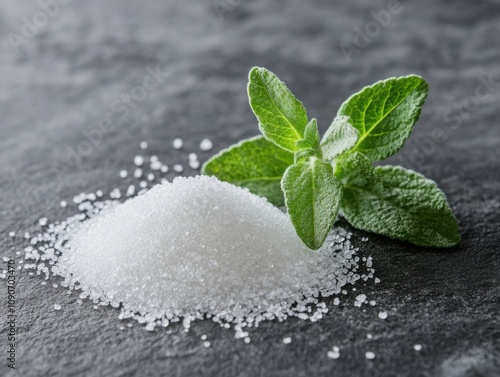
[282,158,343,250]
[248,67,309,152]
[338,75,428,162]
[202,136,294,206]
[295,118,322,163]
[320,115,359,162]
[340,165,461,248]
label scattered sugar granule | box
[189,153,198,161]
[173,164,184,173]
[333,298,340,305]
[54,304,61,311]
[283,337,292,344]
[189,160,200,169]
[367,334,373,339]
[173,138,183,149]
[361,237,368,242]
[24,232,30,239]
[327,349,340,359]
[147,174,155,181]
[139,181,148,188]
[203,341,211,348]
[110,188,121,199]
[160,165,168,173]
[375,278,381,284]
[200,139,213,151]
[126,185,136,197]
[9,231,15,237]
[134,155,144,166]
[201,335,207,340]
[119,170,128,178]
[354,294,367,307]
[134,168,143,179]
[140,141,148,150]
[39,217,48,226]
[378,311,388,319]
[369,300,376,306]
[60,200,67,208]
[96,190,103,197]
[150,161,162,171]
[414,344,422,351]
[365,351,376,360]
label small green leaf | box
[295,118,322,163]
[339,75,428,161]
[202,136,294,206]
[282,158,343,250]
[340,165,461,248]
[320,115,359,162]
[248,67,308,152]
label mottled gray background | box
[1,0,499,376]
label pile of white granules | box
[6,140,379,347]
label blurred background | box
[1,1,499,376]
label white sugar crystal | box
[201,335,207,340]
[24,232,30,239]
[54,304,61,311]
[147,174,155,181]
[160,165,169,173]
[134,156,144,166]
[203,341,211,348]
[9,231,15,237]
[333,298,340,305]
[283,337,292,344]
[173,164,184,173]
[119,170,128,178]
[39,218,48,226]
[173,138,183,149]
[378,311,388,319]
[189,160,200,169]
[150,161,162,171]
[139,181,147,188]
[134,168,143,179]
[367,333,373,339]
[189,153,198,161]
[414,344,422,351]
[140,141,148,150]
[126,185,136,197]
[365,351,375,360]
[200,139,213,151]
[327,351,340,359]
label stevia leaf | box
[335,151,378,188]
[248,67,308,152]
[338,75,428,162]
[340,165,461,248]
[201,136,294,206]
[282,158,343,250]
[320,115,359,162]
[295,118,322,163]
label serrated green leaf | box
[295,118,322,163]
[339,75,428,161]
[320,115,359,162]
[248,67,308,152]
[282,158,343,250]
[340,165,460,248]
[202,136,294,206]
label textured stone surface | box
[1,0,499,376]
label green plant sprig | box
[202,67,460,250]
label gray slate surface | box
[1,0,499,376]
